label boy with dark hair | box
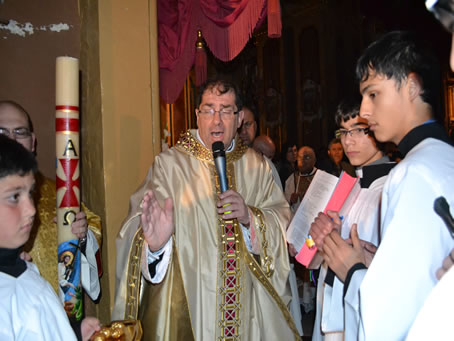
[320,31,454,340]
[310,101,394,341]
[0,135,100,340]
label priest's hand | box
[81,316,101,341]
[309,210,341,249]
[141,191,174,252]
[71,211,88,240]
[53,211,88,240]
[217,189,250,226]
[322,224,365,282]
[436,249,454,280]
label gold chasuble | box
[113,130,300,341]
[24,173,102,294]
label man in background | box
[252,135,275,160]
[238,106,258,146]
[319,138,355,177]
[252,135,282,190]
[285,146,317,213]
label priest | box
[113,79,300,340]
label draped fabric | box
[158,0,281,103]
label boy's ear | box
[407,72,422,101]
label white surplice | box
[0,262,76,341]
[406,266,454,340]
[344,138,454,341]
[312,162,391,341]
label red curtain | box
[158,0,281,103]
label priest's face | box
[0,172,36,249]
[196,87,244,150]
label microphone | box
[212,141,228,193]
[434,196,454,239]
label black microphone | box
[212,141,228,193]
[434,196,454,239]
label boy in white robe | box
[0,135,100,341]
[320,31,454,340]
[309,101,394,341]
[406,1,454,339]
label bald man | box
[252,135,276,160]
[252,135,282,191]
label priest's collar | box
[0,247,26,278]
[176,130,248,163]
[398,121,453,157]
[355,156,395,188]
[196,130,235,152]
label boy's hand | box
[436,249,454,280]
[345,236,377,267]
[309,210,341,250]
[322,224,365,282]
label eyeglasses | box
[297,155,313,161]
[198,108,238,120]
[0,127,32,139]
[426,0,454,33]
[335,127,370,139]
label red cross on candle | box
[56,158,80,208]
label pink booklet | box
[294,171,360,266]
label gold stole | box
[215,158,300,340]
